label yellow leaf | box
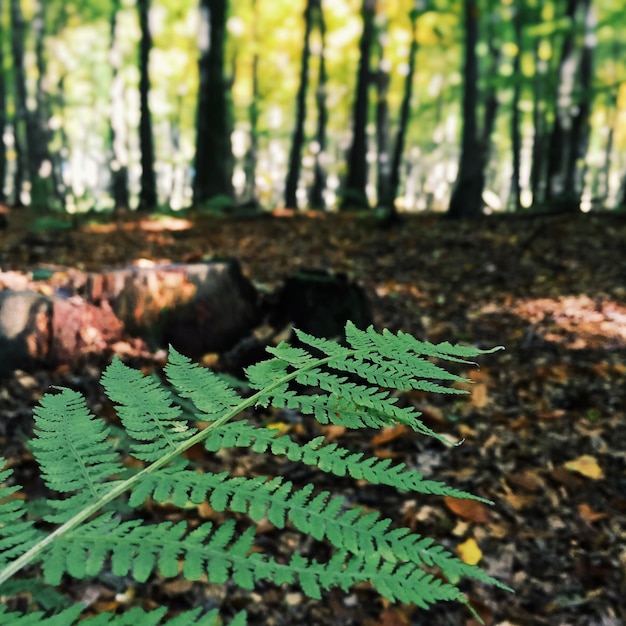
[456,538,483,565]
[564,455,604,480]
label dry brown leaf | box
[502,491,536,511]
[377,607,412,626]
[321,425,346,441]
[371,424,408,446]
[444,496,491,523]
[506,470,546,492]
[578,503,608,522]
[471,383,489,408]
[564,455,605,480]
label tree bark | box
[137,0,157,211]
[284,0,314,209]
[193,0,234,205]
[448,0,483,218]
[341,0,376,210]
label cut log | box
[270,269,373,340]
[84,260,260,356]
[0,291,51,375]
[0,260,261,374]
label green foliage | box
[0,323,510,624]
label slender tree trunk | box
[341,0,376,210]
[243,0,259,205]
[109,0,130,214]
[309,0,328,209]
[10,0,32,205]
[374,15,390,208]
[448,0,483,218]
[510,3,523,211]
[386,7,419,212]
[0,0,6,203]
[562,0,595,211]
[544,0,578,205]
[480,0,500,198]
[284,0,314,209]
[137,0,157,211]
[193,0,234,205]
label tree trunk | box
[0,0,6,203]
[385,7,419,212]
[284,0,314,209]
[309,0,328,209]
[193,0,234,205]
[137,0,157,212]
[562,0,595,212]
[341,0,376,210]
[544,0,578,206]
[109,0,130,214]
[243,0,259,205]
[374,15,390,209]
[509,2,523,211]
[480,0,500,195]
[448,0,483,218]
[10,0,31,206]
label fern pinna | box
[0,322,510,625]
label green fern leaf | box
[101,358,197,462]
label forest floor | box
[1,210,625,626]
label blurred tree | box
[109,0,130,214]
[545,0,595,212]
[193,0,234,205]
[384,3,420,218]
[309,0,328,209]
[0,0,6,203]
[509,0,523,211]
[342,0,376,210]
[284,0,314,209]
[448,0,483,218]
[10,0,30,205]
[243,0,259,205]
[374,10,390,209]
[137,0,157,211]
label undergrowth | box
[0,322,510,624]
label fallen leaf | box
[456,538,483,565]
[444,497,491,523]
[506,470,546,492]
[321,425,346,441]
[471,383,489,408]
[564,455,605,480]
[371,424,408,446]
[578,503,608,522]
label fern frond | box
[0,468,43,565]
[128,465,506,594]
[101,358,197,462]
[164,349,242,417]
[28,392,123,524]
[204,420,489,501]
[0,605,244,626]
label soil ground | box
[1,211,625,625]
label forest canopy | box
[0,0,625,216]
